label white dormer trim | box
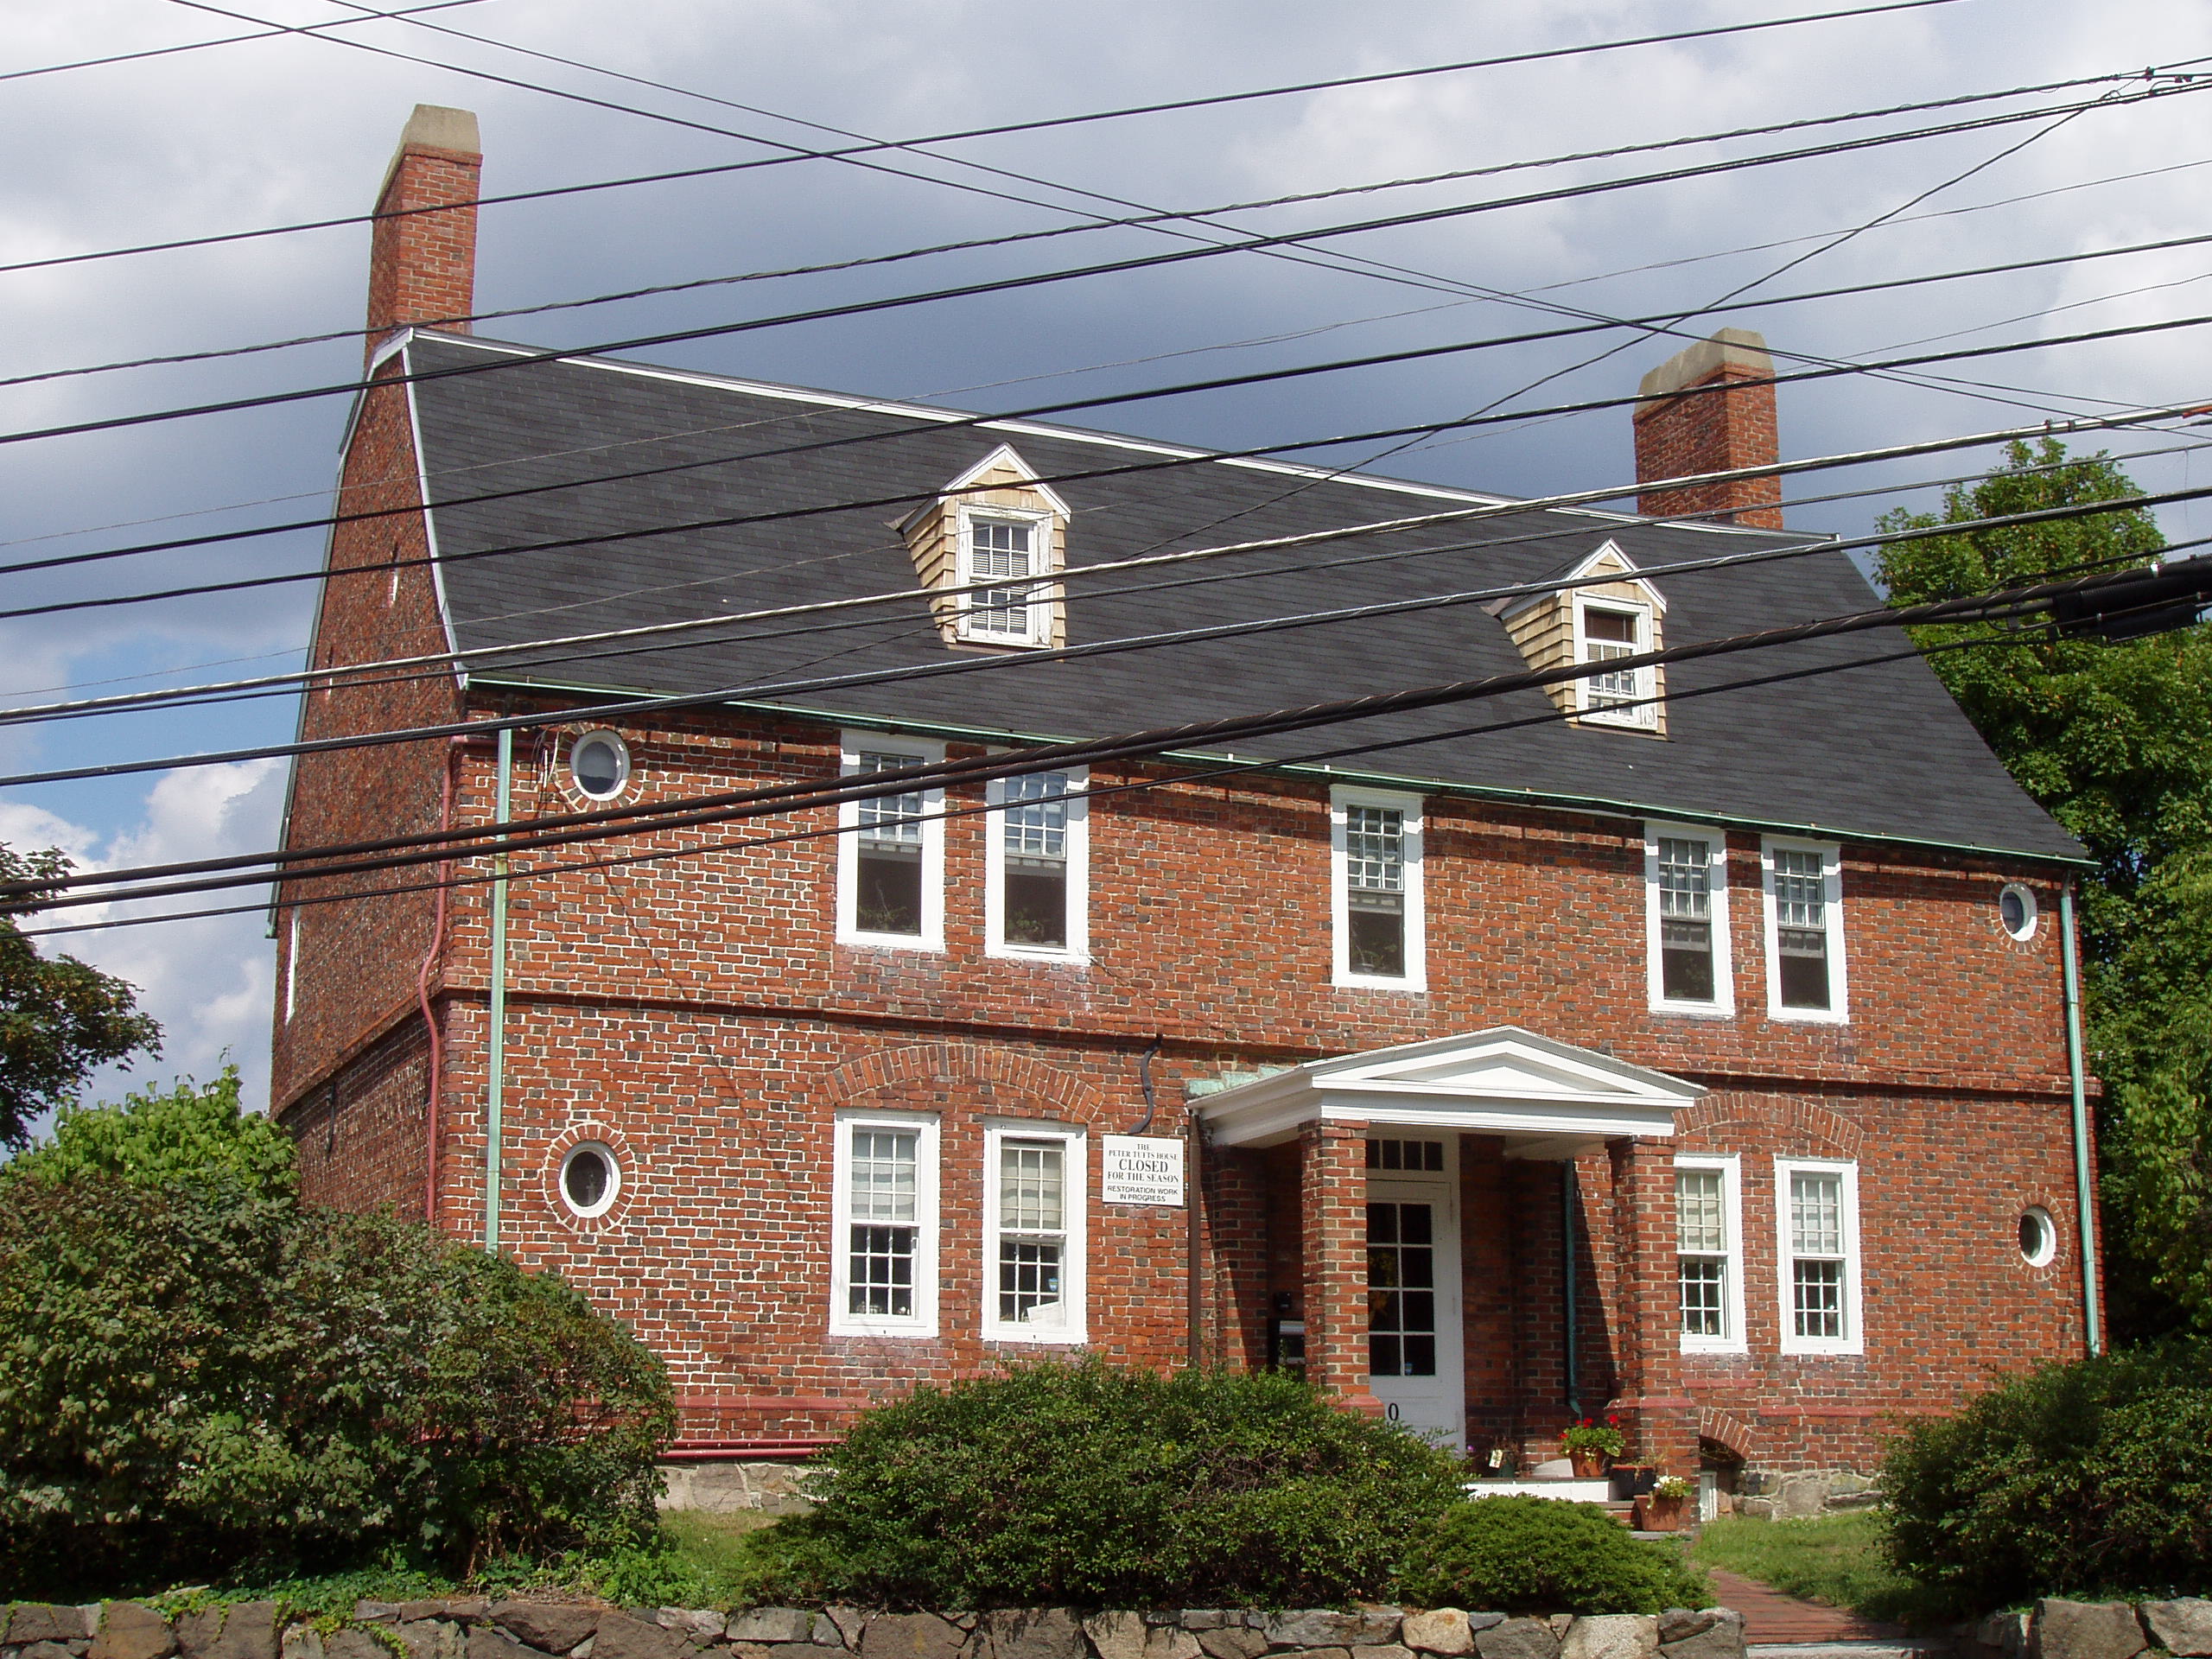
[1193,1025,1700,1152]
[941,443,1073,519]
[1494,541,1669,625]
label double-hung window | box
[957,508,1053,647]
[1675,1154,1744,1352]
[986,768,1089,960]
[1777,1159,1862,1355]
[1645,825,1732,1014]
[1575,597,1656,728]
[1331,787,1426,989]
[830,1112,939,1337]
[836,733,945,948]
[983,1123,1087,1343]
[1762,838,1847,1020]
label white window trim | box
[829,1109,941,1338]
[1776,1156,1864,1357]
[982,1120,1088,1345]
[1330,785,1427,991]
[1760,836,1849,1023]
[1645,823,1735,1018]
[836,730,947,950]
[283,911,300,1024]
[1675,1153,1746,1355]
[955,503,1057,648]
[984,766,1090,963]
[1573,593,1657,728]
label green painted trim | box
[467,673,2093,871]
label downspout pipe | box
[2060,880,2103,1356]
[418,739,460,1228]
[1562,1161,1581,1416]
[486,726,512,1253]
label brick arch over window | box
[1678,1095,1864,1158]
[829,1041,1112,1122]
[1700,1407,1767,1463]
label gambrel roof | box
[395,329,2082,862]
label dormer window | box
[903,444,1069,652]
[1576,597,1656,728]
[1488,541,1670,738]
[958,509,1052,645]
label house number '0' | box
[1387,1402,1402,1421]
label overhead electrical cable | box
[11,308,2211,629]
[0,0,485,86]
[9,0,1984,282]
[6,75,2202,456]
[19,542,2207,917]
[11,408,2207,732]
[7,471,2204,806]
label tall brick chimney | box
[364,105,481,364]
[1632,327,1783,530]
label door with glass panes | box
[1364,1136,1466,1450]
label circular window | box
[569,731,631,799]
[1998,883,2039,942]
[559,1141,621,1218]
[2019,1205,2057,1267]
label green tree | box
[1876,439,2212,1337]
[6,1065,291,1197]
[0,845,161,1149]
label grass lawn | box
[1692,1511,1954,1630]
[662,1508,782,1581]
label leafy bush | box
[0,1086,674,1599]
[1395,1497,1711,1615]
[1883,1340,2212,1611]
[12,1067,293,1197]
[749,1358,1463,1607]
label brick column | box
[365,105,482,361]
[1300,1121,1383,1415]
[1608,1136,1698,1474]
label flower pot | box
[1635,1492,1688,1531]
[1568,1448,1606,1478]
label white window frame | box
[985,766,1090,963]
[1573,594,1657,728]
[836,730,946,950]
[982,1120,1088,1345]
[1775,1157,1864,1357]
[283,910,300,1024]
[1675,1153,1746,1355]
[1760,836,1848,1023]
[1644,823,1734,1017]
[1330,785,1427,991]
[829,1109,940,1338]
[955,504,1056,648]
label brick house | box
[276,107,2101,1501]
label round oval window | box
[2018,1205,2056,1267]
[1999,883,2038,942]
[569,732,629,799]
[560,1141,620,1218]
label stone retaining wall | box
[1729,1470,1881,1521]
[0,1600,1747,1659]
[1962,1597,2212,1659]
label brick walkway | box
[1707,1568,1915,1646]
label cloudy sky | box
[3,0,2209,1116]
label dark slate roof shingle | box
[403,331,2082,862]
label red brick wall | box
[280,690,2088,1470]
[1633,368,1784,530]
[365,141,479,355]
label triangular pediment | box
[1196,1026,1699,1149]
[1493,541,1667,622]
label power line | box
[5,470,2199,802]
[22,544,2205,917]
[11,306,2211,629]
[7,75,2199,457]
[0,0,486,86]
[4,0,1982,283]
[10,404,2205,732]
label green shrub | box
[9,1068,293,1198]
[0,1097,675,1599]
[1883,1340,2212,1611]
[1395,1497,1711,1615]
[751,1358,1463,1608]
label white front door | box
[1365,1150,1465,1451]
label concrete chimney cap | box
[397,104,480,156]
[1637,327,1773,403]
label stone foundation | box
[657,1460,815,1515]
[1961,1597,2212,1659]
[1731,1469,1881,1520]
[1,1600,1750,1659]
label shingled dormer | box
[902,444,1070,649]
[1491,541,1669,736]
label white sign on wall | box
[1101,1135,1185,1207]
